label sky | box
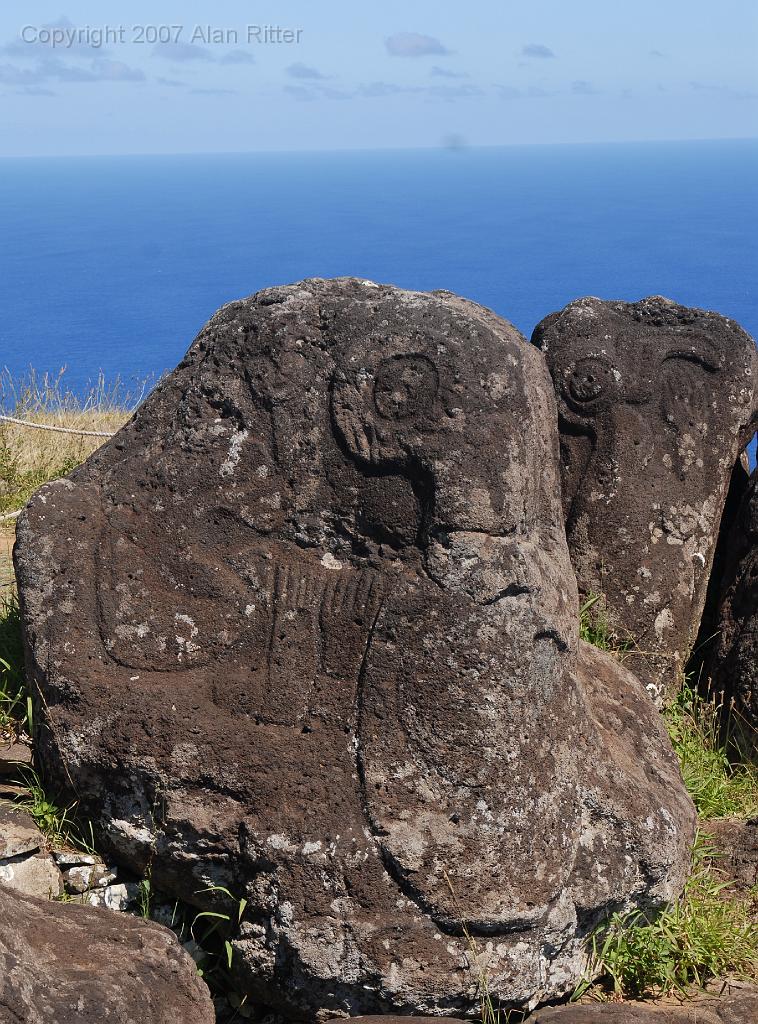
[0,1,756,156]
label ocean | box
[1,139,756,403]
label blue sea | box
[1,139,757,401]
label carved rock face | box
[15,280,695,1017]
[533,296,758,700]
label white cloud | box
[287,63,326,80]
[219,50,255,65]
[152,41,213,62]
[521,43,556,59]
[385,33,450,57]
[430,66,468,79]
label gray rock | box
[531,981,758,1023]
[0,740,33,773]
[0,849,63,898]
[0,884,215,1023]
[14,279,696,1017]
[85,880,139,911]
[703,817,758,892]
[0,781,31,800]
[53,849,96,867]
[533,296,757,700]
[63,861,117,894]
[0,802,41,859]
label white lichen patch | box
[320,552,343,570]
[219,428,249,479]
[653,607,674,640]
[174,613,199,660]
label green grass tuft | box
[577,833,758,1000]
[579,594,632,658]
[665,682,757,819]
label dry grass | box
[0,530,13,592]
[0,368,137,520]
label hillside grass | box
[0,368,135,518]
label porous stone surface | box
[14,279,696,1018]
[0,848,63,897]
[0,739,32,773]
[533,296,757,700]
[0,802,41,859]
[0,884,215,1023]
[324,1019,468,1024]
[0,801,63,898]
[704,816,758,892]
[686,453,751,687]
[530,982,758,1023]
[705,468,758,734]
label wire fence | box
[0,414,116,525]
[0,414,115,438]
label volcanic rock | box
[530,982,758,1023]
[704,468,758,735]
[533,296,757,700]
[15,279,696,1018]
[0,884,215,1023]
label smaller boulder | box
[533,296,757,700]
[0,740,33,774]
[0,885,215,1024]
[530,982,758,1023]
[704,817,758,892]
[0,802,41,858]
[0,849,63,898]
[0,801,63,898]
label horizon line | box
[1,135,757,161]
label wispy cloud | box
[284,79,481,102]
[430,66,468,79]
[152,41,213,62]
[689,80,756,99]
[318,85,352,100]
[358,81,413,97]
[0,57,144,84]
[219,49,255,65]
[17,85,56,96]
[385,33,450,57]
[286,62,327,80]
[0,63,42,85]
[521,43,555,59]
[284,84,316,101]
[571,79,597,95]
[156,76,185,87]
[91,59,145,82]
[495,84,550,99]
[428,83,483,99]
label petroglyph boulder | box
[533,296,757,700]
[15,279,695,1018]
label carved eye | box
[373,354,439,421]
[563,357,617,414]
